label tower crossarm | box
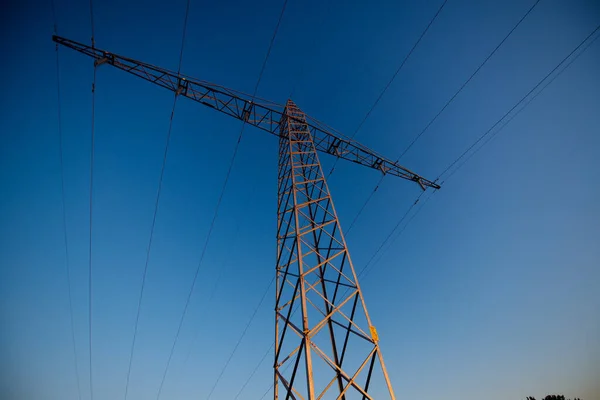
[53,35,440,190]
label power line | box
[181,259,226,365]
[123,96,179,399]
[317,13,600,378]
[443,26,600,183]
[330,9,562,346]
[180,189,260,368]
[359,192,425,279]
[155,103,244,400]
[253,0,289,96]
[344,0,542,237]
[324,0,448,240]
[439,23,600,180]
[162,145,237,398]
[359,24,600,287]
[185,3,290,396]
[177,0,190,75]
[88,54,97,400]
[233,342,273,400]
[356,18,600,295]
[398,0,542,160]
[289,0,333,99]
[50,0,58,33]
[353,0,449,139]
[200,1,290,395]
[183,185,259,365]
[332,190,429,305]
[52,4,82,398]
[123,0,191,398]
[89,0,95,47]
[333,191,437,316]
[360,189,437,283]
[327,0,449,178]
[256,348,295,400]
[155,1,289,397]
[362,33,594,284]
[206,277,275,399]
[87,0,96,395]
[345,181,388,235]
[259,380,275,400]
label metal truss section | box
[275,100,396,399]
[52,35,440,190]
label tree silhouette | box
[526,395,581,400]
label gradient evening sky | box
[1,0,599,399]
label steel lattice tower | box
[275,100,395,398]
[53,35,441,399]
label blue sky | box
[1,0,599,399]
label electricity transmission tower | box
[54,35,440,399]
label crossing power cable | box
[124,100,178,400]
[238,339,294,400]
[183,185,259,365]
[180,186,261,368]
[88,0,96,396]
[363,22,600,288]
[358,191,426,279]
[356,21,600,291]
[89,43,97,400]
[345,0,542,236]
[438,23,600,181]
[358,21,600,295]
[288,0,333,99]
[445,34,600,181]
[233,342,273,400]
[51,2,82,398]
[125,0,196,399]
[205,277,275,399]
[360,189,437,284]
[399,0,542,160]
[354,20,600,303]
[195,2,290,398]
[327,190,429,307]
[123,0,191,398]
[155,1,289,398]
[441,24,600,183]
[257,346,295,400]
[184,0,291,357]
[326,0,449,178]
